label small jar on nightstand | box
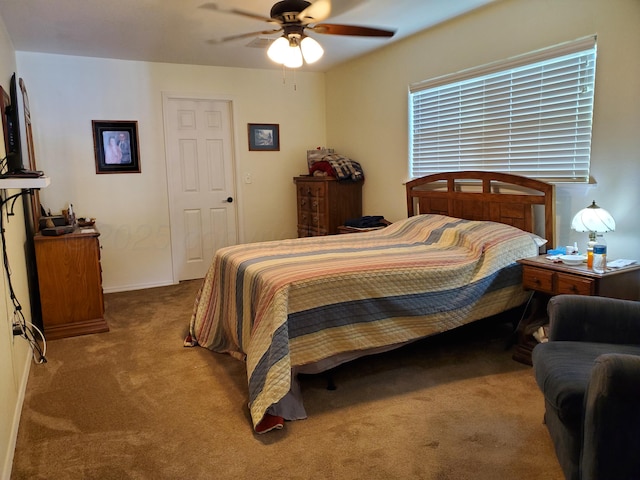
[593,242,607,273]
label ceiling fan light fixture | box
[204,1,397,69]
[283,43,303,68]
[300,36,323,64]
[267,36,290,64]
[267,34,307,68]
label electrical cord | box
[1,189,47,364]
[11,304,47,364]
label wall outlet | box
[12,321,22,336]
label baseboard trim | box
[2,346,31,480]
[102,280,177,294]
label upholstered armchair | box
[532,294,640,480]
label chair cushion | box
[532,341,640,430]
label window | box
[409,36,597,182]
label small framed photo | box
[92,120,141,174]
[248,123,279,151]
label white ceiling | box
[0,0,496,72]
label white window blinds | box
[409,36,597,182]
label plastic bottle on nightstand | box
[592,236,607,273]
[586,240,596,269]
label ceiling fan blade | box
[298,0,331,24]
[207,28,283,44]
[298,0,367,25]
[310,24,396,37]
[199,3,278,24]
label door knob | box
[225,197,234,203]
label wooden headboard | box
[406,171,555,248]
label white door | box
[164,96,238,281]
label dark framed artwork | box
[248,123,279,151]
[92,120,141,173]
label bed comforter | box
[188,214,539,431]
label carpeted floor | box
[11,280,563,479]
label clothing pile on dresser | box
[309,153,364,182]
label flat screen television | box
[4,73,24,174]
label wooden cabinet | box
[294,176,363,237]
[513,255,640,364]
[34,229,108,340]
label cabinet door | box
[35,235,106,338]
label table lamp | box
[571,200,615,266]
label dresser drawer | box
[556,273,594,295]
[297,194,325,213]
[298,211,327,229]
[522,266,554,294]
[522,264,595,296]
[296,182,326,199]
[297,226,328,237]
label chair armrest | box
[547,295,640,343]
[582,353,640,479]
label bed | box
[187,171,555,433]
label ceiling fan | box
[200,0,396,68]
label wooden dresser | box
[294,176,363,237]
[34,228,108,340]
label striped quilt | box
[189,214,538,431]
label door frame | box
[161,92,245,284]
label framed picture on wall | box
[248,123,279,151]
[92,120,141,174]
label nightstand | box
[512,255,640,364]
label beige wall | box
[16,54,327,292]
[0,15,33,480]
[326,0,640,259]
